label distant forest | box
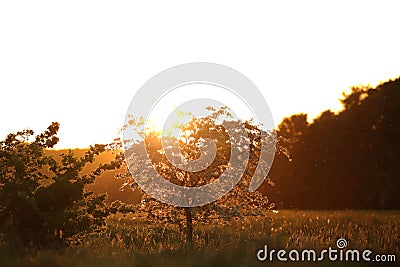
[51,77,400,210]
[265,77,400,209]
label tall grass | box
[1,210,399,267]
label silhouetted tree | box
[114,107,285,248]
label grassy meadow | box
[1,210,398,267]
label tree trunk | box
[184,207,193,249]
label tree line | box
[265,77,400,209]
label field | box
[1,210,399,267]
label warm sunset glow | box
[145,83,256,135]
[1,1,399,148]
[2,2,400,265]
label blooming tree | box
[114,107,287,246]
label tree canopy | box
[267,77,400,209]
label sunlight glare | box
[146,83,255,135]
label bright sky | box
[1,1,400,148]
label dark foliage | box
[266,77,400,209]
[0,123,128,249]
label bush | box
[0,123,123,249]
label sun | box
[143,83,257,138]
[144,119,164,135]
[146,107,193,137]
